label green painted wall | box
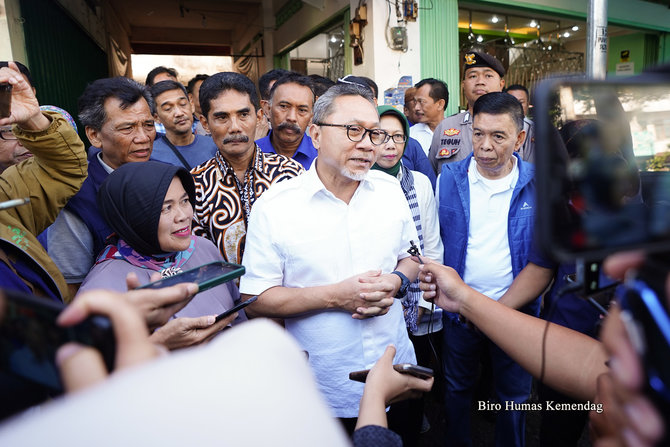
[608,33,660,75]
[419,0,460,116]
[660,33,670,65]
[608,34,646,76]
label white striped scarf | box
[398,164,424,333]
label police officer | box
[428,51,535,173]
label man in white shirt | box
[435,92,538,447]
[240,83,420,442]
[409,78,448,156]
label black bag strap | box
[161,135,191,170]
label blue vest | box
[64,151,113,259]
[438,153,540,316]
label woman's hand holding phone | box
[149,313,236,351]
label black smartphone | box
[349,363,434,382]
[136,261,245,293]
[214,295,258,323]
[0,289,115,392]
[0,82,11,118]
[534,76,670,262]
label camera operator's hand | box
[125,272,198,330]
[590,252,666,446]
[0,62,48,131]
[56,289,162,393]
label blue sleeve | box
[402,137,436,190]
[528,237,556,269]
[352,425,402,447]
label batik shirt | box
[191,145,304,264]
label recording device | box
[534,73,670,415]
[137,261,245,293]
[0,289,115,392]
[0,82,11,118]
[349,363,434,382]
[534,76,670,262]
[214,295,257,323]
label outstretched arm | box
[418,259,607,401]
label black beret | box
[463,51,505,78]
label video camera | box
[534,71,670,416]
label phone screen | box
[0,289,115,392]
[535,79,670,261]
[137,261,245,292]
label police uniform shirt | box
[428,111,473,174]
[428,111,536,174]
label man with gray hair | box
[239,83,421,443]
[436,92,538,446]
[46,77,156,295]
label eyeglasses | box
[387,133,407,144]
[0,128,16,141]
[315,123,389,146]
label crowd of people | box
[0,53,666,447]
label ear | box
[187,94,195,114]
[500,78,506,91]
[85,126,102,148]
[200,115,210,134]
[153,112,162,125]
[436,98,446,111]
[514,129,527,151]
[260,99,270,117]
[256,107,263,124]
[309,123,321,150]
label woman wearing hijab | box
[78,161,245,350]
[372,106,443,352]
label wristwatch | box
[391,270,410,298]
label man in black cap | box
[428,51,535,173]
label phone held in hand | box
[136,261,245,293]
[0,82,11,118]
[0,289,115,392]
[214,295,258,323]
[349,363,434,383]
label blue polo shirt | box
[256,131,317,169]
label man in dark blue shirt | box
[255,72,317,169]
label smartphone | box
[534,76,670,262]
[214,295,257,323]
[0,289,115,392]
[0,82,11,118]
[136,261,245,293]
[349,363,434,382]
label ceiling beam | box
[130,43,232,56]
[130,26,232,45]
